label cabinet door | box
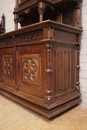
[1,48,15,88]
[17,45,44,97]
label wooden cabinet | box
[0,0,82,118]
[0,20,82,118]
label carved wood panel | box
[54,47,75,94]
[1,48,15,88]
[3,56,13,79]
[21,54,41,86]
[17,45,44,97]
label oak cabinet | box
[0,0,82,118]
[0,20,82,118]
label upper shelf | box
[14,0,82,29]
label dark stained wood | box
[0,19,82,118]
[14,0,82,29]
[1,48,15,88]
[0,0,82,118]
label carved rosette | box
[21,54,41,86]
[3,56,13,78]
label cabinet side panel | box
[54,46,75,94]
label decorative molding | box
[44,90,54,105]
[47,27,54,39]
[0,30,43,47]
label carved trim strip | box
[0,30,43,47]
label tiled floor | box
[0,95,87,130]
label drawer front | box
[17,45,44,97]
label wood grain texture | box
[0,0,82,118]
[0,19,82,118]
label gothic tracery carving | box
[22,55,41,86]
[23,58,37,82]
[3,56,13,77]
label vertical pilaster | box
[75,33,81,92]
[44,42,54,105]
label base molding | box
[0,89,81,119]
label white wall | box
[80,0,87,104]
[0,0,87,104]
[0,0,15,32]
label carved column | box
[44,42,54,105]
[76,44,80,91]
[75,1,82,28]
[75,33,81,92]
[38,2,46,22]
[14,0,19,29]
